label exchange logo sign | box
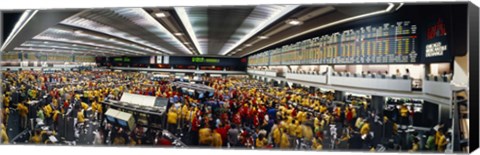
[425,42,447,57]
[423,18,451,61]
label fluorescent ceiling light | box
[134,8,188,55]
[242,3,395,57]
[245,44,252,47]
[286,19,303,25]
[154,12,168,18]
[74,30,83,34]
[33,36,141,55]
[183,42,190,45]
[258,36,269,39]
[220,5,299,55]
[1,10,38,51]
[175,7,204,55]
[174,32,184,36]
[60,11,174,55]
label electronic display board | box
[248,21,418,66]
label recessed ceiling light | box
[286,19,303,26]
[44,41,49,44]
[174,32,184,36]
[245,44,252,47]
[74,30,83,34]
[258,36,269,39]
[109,38,115,41]
[73,44,77,46]
[154,12,169,18]
[183,42,190,45]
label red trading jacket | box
[215,126,229,144]
[253,115,260,127]
[63,101,69,109]
[191,117,200,131]
[346,110,353,122]
[158,138,172,146]
[240,106,249,118]
[233,112,242,125]
[221,113,229,123]
[291,108,297,117]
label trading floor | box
[0,1,478,154]
[0,69,463,152]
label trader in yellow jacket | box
[437,131,448,152]
[212,130,223,148]
[255,134,268,149]
[77,110,85,124]
[17,102,29,129]
[43,104,53,118]
[360,122,370,136]
[91,101,102,120]
[198,125,213,146]
[311,137,323,150]
[167,109,178,134]
[272,125,282,146]
[279,128,290,149]
[1,124,9,144]
[30,130,47,144]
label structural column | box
[334,90,345,101]
[371,95,385,146]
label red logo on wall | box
[427,18,447,40]
[241,58,247,63]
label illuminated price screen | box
[248,21,418,66]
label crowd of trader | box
[1,70,452,152]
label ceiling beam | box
[221,5,300,55]
[1,9,82,51]
[239,3,397,57]
[175,7,204,55]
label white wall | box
[387,64,424,79]
[362,65,388,74]
[452,54,469,87]
[430,63,451,75]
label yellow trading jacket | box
[360,122,370,135]
[43,104,53,118]
[17,103,29,118]
[77,111,85,123]
[212,131,223,147]
[1,124,8,144]
[199,128,213,145]
[272,127,281,145]
[255,138,267,148]
[280,132,290,148]
[167,110,178,125]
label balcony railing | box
[330,72,412,92]
[285,71,327,84]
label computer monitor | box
[117,119,128,127]
[188,90,194,96]
[106,115,116,123]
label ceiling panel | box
[2,4,401,58]
[206,7,255,55]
